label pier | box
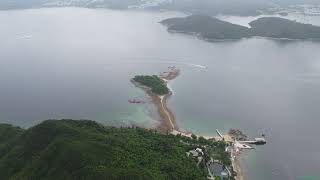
[216,129,224,139]
[215,129,267,146]
[215,129,234,142]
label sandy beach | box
[131,67,180,133]
[233,152,245,180]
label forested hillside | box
[161,15,320,40]
[0,120,207,180]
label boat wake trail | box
[186,63,207,69]
[110,57,208,70]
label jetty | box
[215,129,267,148]
[215,129,233,142]
[216,129,223,139]
[214,129,267,180]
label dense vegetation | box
[0,124,24,147]
[0,120,208,180]
[133,75,170,95]
[177,134,232,167]
[249,17,320,39]
[161,15,250,40]
[161,15,320,40]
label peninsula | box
[131,68,267,180]
[131,67,180,132]
[0,68,264,180]
[161,15,320,40]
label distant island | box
[249,17,320,39]
[161,15,250,40]
[161,15,320,40]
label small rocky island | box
[161,15,320,40]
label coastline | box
[232,150,245,180]
[131,67,180,133]
[131,68,245,180]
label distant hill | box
[161,15,250,40]
[249,17,320,39]
[0,0,268,16]
[0,120,207,179]
[1,0,319,16]
[161,15,320,40]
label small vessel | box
[128,99,145,104]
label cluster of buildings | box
[184,129,267,180]
[207,160,231,180]
[187,148,204,166]
[187,147,231,180]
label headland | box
[131,68,266,180]
[131,66,180,133]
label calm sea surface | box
[1,8,320,180]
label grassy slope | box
[0,120,206,180]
